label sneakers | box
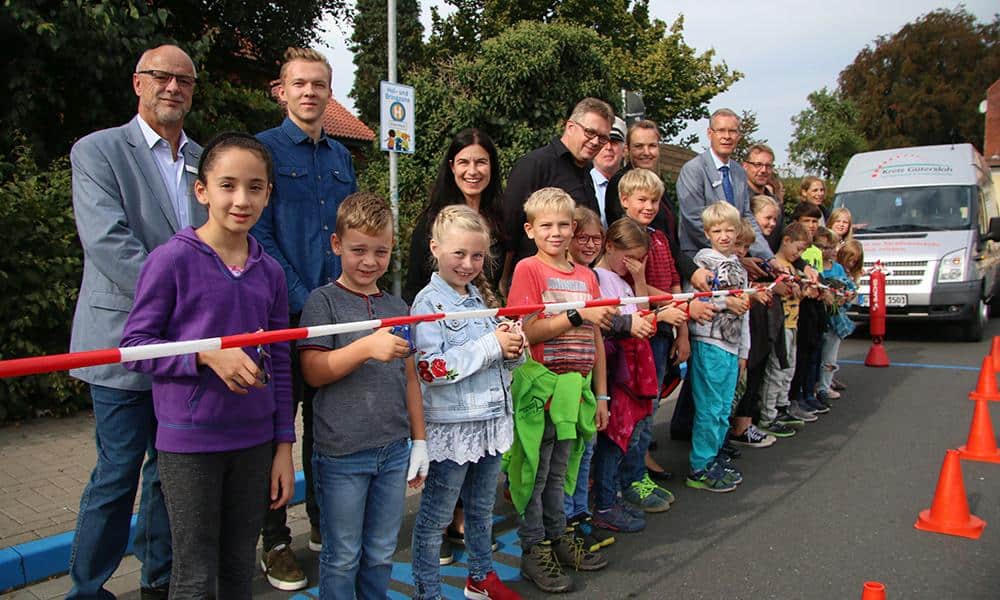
[711,456,743,485]
[805,396,830,414]
[685,464,738,493]
[554,532,608,571]
[832,377,847,391]
[309,525,322,552]
[521,541,572,593]
[464,571,521,600]
[447,524,499,551]
[260,544,308,591]
[758,420,797,438]
[776,407,805,428]
[440,535,455,566]
[822,388,842,400]
[576,515,616,549]
[641,473,676,504]
[788,402,818,422]
[730,425,777,447]
[624,479,671,513]
[719,439,743,459]
[592,504,645,533]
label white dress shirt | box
[590,167,610,227]
[137,115,191,229]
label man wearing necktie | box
[676,108,773,259]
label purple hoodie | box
[121,227,295,453]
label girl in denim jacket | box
[410,205,527,599]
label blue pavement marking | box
[840,359,979,371]
[289,516,523,600]
[0,547,24,592]
[0,471,307,592]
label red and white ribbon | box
[0,286,776,380]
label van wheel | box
[961,299,988,342]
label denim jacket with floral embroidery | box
[411,273,525,423]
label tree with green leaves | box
[731,110,767,163]
[1,0,344,163]
[361,20,619,279]
[349,0,424,128]
[838,7,999,151]
[788,88,868,179]
[424,0,741,143]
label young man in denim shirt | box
[251,47,358,589]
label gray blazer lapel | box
[182,144,207,227]
[701,152,723,200]
[124,117,179,232]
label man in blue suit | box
[676,108,773,259]
[67,45,206,600]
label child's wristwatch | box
[566,309,583,327]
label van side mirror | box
[986,217,1000,242]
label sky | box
[317,1,997,170]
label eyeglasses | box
[256,344,271,385]
[745,161,774,171]
[136,69,197,89]
[574,234,604,246]
[710,127,740,137]
[571,120,611,146]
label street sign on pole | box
[379,81,415,154]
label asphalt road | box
[122,319,1000,599]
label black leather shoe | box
[140,586,169,600]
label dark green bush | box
[0,136,88,421]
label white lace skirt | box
[425,414,514,465]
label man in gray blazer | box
[676,108,773,259]
[66,45,205,600]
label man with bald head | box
[66,45,204,599]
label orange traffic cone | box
[957,398,1000,463]
[861,581,886,600]
[969,356,1000,402]
[914,449,985,539]
[991,336,1000,371]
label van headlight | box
[938,249,966,282]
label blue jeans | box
[689,342,738,472]
[68,385,171,599]
[563,439,594,518]
[591,433,623,511]
[313,439,409,600]
[412,454,502,599]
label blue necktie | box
[719,165,735,205]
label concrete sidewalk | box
[0,410,312,594]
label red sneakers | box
[464,571,522,600]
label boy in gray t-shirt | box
[298,192,427,598]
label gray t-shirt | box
[299,282,410,456]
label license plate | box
[858,294,907,307]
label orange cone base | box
[861,581,886,600]
[864,342,890,367]
[957,444,1000,463]
[915,508,985,539]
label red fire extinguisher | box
[865,260,890,367]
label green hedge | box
[0,137,88,421]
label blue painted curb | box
[0,470,306,592]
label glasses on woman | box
[574,234,604,246]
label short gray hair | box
[709,108,741,130]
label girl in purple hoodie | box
[121,133,295,599]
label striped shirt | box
[508,256,600,375]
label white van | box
[833,144,1000,341]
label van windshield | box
[834,186,973,234]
